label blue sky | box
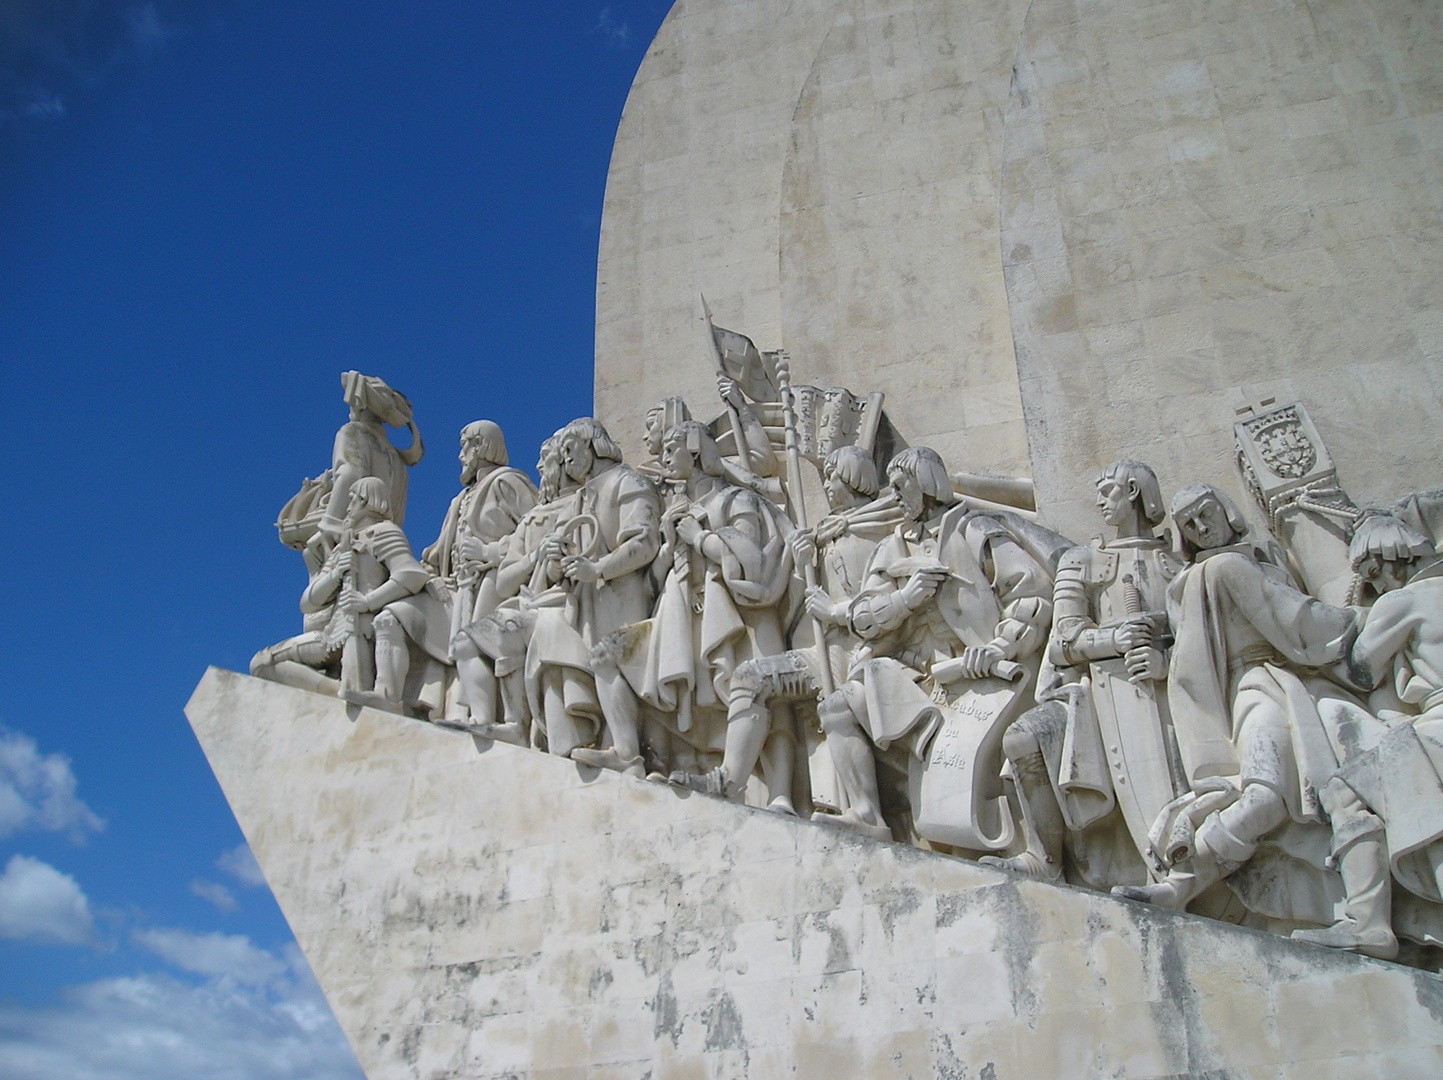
[0,2,671,1075]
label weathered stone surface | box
[188,668,1443,1079]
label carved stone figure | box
[816,447,1053,843]
[1295,514,1443,957]
[364,422,537,721]
[983,461,1185,888]
[525,418,661,761]
[590,421,796,803]
[1111,484,1382,938]
[312,372,424,560]
[449,433,570,745]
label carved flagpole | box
[696,293,754,468]
[775,351,835,699]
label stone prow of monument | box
[198,0,1443,1074]
[189,669,1443,1079]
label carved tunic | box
[1035,537,1184,834]
[844,506,1052,753]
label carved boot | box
[1112,811,1243,911]
[571,746,646,778]
[1291,833,1398,960]
[668,765,743,800]
[979,750,1064,884]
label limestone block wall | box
[189,668,1443,1079]
[597,0,1443,542]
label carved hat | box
[1349,512,1435,570]
[341,371,413,428]
[1169,483,1248,555]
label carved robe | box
[621,482,794,750]
[1335,563,1443,904]
[526,463,661,735]
[845,506,1052,756]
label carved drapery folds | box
[253,352,1443,968]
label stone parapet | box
[187,668,1443,1079]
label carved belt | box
[1231,643,1283,675]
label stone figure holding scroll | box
[366,421,537,721]
[589,421,796,801]
[984,460,1185,889]
[817,447,1053,843]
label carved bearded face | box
[888,466,926,523]
[1095,478,1136,528]
[1176,495,1236,551]
[560,432,595,484]
[459,437,485,485]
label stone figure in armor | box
[251,477,428,697]
[1293,513,1443,957]
[983,461,1185,888]
[817,447,1053,841]
[589,421,797,803]
[449,433,571,746]
[311,371,424,564]
[524,418,661,761]
[349,421,539,720]
[1112,484,1385,941]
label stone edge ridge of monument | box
[185,666,1443,1080]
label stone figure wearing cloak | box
[366,421,537,721]
[311,372,424,562]
[817,447,1053,842]
[524,418,661,760]
[587,421,796,801]
[449,433,572,746]
[984,460,1185,890]
[1297,513,1443,957]
[1113,484,1388,948]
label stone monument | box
[190,1,1443,1076]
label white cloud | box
[0,855,97,946]
[216,842,267,889]
[188,879,237,913]
[0,947,363,1080]
[595,6,632,47]
[132,928,286,986]
[0,729,105,841]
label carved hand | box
[1125,646,1166,684]
[815,515,848,546]
[562,555,601,584]
[537,534,566,563]
[338,583,369,615]
[458,534,495,568]
[958,643,1006,681]
[789,529,817,567]
[675,515,704,547]
[900,567,949,609]
[1113,618,1152,654]
[717,374,744,409]
[804,586,843,625]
